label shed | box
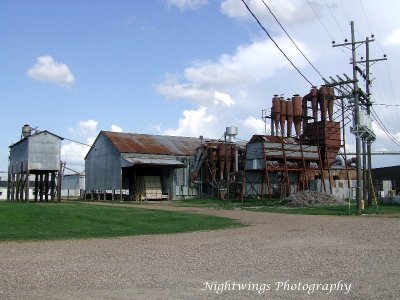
[8,127,63,202]
[61,173,85,199]
[85,131,202,200]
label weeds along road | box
[0,203,399,299]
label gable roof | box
[100,131,202,156]
[9,130,64,148]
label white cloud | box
[164,0,208,11]
[184,64,249,87]
[110,125,123,132]
[27,56,75,87]
[384,28,400,47]
[156,80,213,103]
[163,106,217,137]
[243,116,267,135]
[155,36,314,142]
[61,140,92,165]
[156,37,310,107]
[69,119,98,136]
[220,0,320,26]
[149,123,162,132]
[214,91,235,106]
[63,120,98,167]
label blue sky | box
[1,0,400,173]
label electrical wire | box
[322,0,346,39]
[63,137,93,147]
[307,0,350,60]
[359,0,374,35]
[260,0,325,79]
[373,103,400,107]
[307,0,334,41]
[371,107,400,146]
[240,0,314,87]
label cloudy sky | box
[1,0,399,174]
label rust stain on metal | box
[103,132,201,156]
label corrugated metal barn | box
[8,127,63,202]
[85,131,202,200]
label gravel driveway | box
[0,204,399,300]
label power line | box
[359,0,374,35]
[260,0,325,79]
[307,0,334,41]
[240,0,314,87]
[322,0,346,39]
[63,137,93,147]
[373,103,400,107]
[371,107,400,146]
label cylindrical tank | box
[292,95,302,137]
[272,95,281,136]
[310,87,318,121]
[22,124,31,138]
[327,87,335,121]
[319,85,328,121]
[280,98,287,136]
[225,126,238,136]
[286,99,293,137]
[218,145,225,180]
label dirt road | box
[0,204,398,299]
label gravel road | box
[0,204,399,300]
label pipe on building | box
[272,95,281,136]
[292,94,302,137]
[327,87,335,122]
[286,99,293,137]
[319,85,328,121]
[310,87,318,121]
[280,97,287,137]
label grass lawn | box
[167,198,400,216]
[0,202,242,242]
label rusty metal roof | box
[103,131,201,156]
[248,135,297,144]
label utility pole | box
[334,21,362,213]
[332,21,386,213]
[351,21,362,214]
[360,37,387,206]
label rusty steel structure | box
[250,86,351,198]
[191,130,246,199]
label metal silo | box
[8,126,64,202]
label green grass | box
[167,198,400,216]
[171,197,282,209]
[0,202,242,242]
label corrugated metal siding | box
[85,134,122,190]
[9,131,61,172]
[103,131,201,156]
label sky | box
[1,0,400,174]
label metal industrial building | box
[61,173,85,199]
[372,165,400,196]
[246,87,357,200]
[85,131,203,200]
[8,125,63,202]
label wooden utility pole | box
[332,21,386,213]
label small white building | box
[61,173,85,199]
